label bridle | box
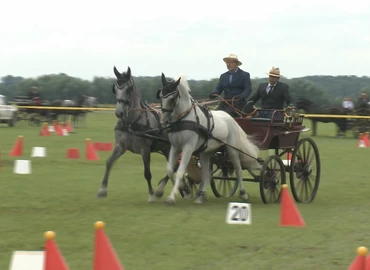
[114,79,134,106]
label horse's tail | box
[234,124,261,170]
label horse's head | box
[112,66,134,119]
[157,73,181,126]
[85,96,98,108]
[75,95,87,107]
[295,98,313,111]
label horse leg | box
[193,153,211,204]
[97,138,126,198]
[141,150,156,203]
[228,149,249,202]
[164,147,186,205]
[155,166,177,199]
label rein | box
[114,80,160,132]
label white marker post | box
[8,251,44,270]
[225,202,252,225]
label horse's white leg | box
[193,153,211,204]
[165,147,193,205]
[228,149,250,202]
[155,147,178,198]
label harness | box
[162,96,215,155]
[159,90,264,164]
[113,80,167,150]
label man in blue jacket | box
[209,54,252,117]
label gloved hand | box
[236,95,245,101]
[209,94,216,99]
[243,101,255,114]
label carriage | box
[13,96,54,126]
[181,108,320,204]
[100,66,320,206]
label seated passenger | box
[246,67,294,118]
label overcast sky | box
[1,0,369,81]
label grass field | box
[1,113,369,269]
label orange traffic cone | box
[283,152,292,166]
[40,122,50,136]
[93,142,103,151]
[364,132,369,147]
[53,120,58,131]
[55,124,64,136]
[348,246,368,270]
[44,231,70,270]
[65,120,75,133]
[366,254,370,270]
[66,148,80,159]
[9,135,23,157]
[93,221,124,270]
[86,138,99,160]
[280,184,305,227]
[103,142,113,151]
[358,133,368,148]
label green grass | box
[0,114,369,269]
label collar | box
[229,68,239,74]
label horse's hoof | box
[193,193,206,204]
[97,188,107,198]
[183,192,192,200]
[154,189,164,198]
[239,191,250,202]
[164,197,175,205]
[147,195,156,203]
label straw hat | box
[267,67,281,78]
[223,54,242,66]
[31,86,39,90]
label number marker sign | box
[225,202,251,225]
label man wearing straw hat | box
[246,67,294,112]
[28,86,42,105]
[209,54,252,117]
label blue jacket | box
[211,68,252,100]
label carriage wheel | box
[259,155,286,204]
[210,165,238,198]
[28,113,42,126]
[16,111,28,122]
[289,138,321,203]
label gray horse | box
[158,73,260,204]
[97,66,179,202]
[50,95,97,127]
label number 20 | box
[231,205,248,221]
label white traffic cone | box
[13,160,31,174]
[31,147,46,157]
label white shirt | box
[266,83,276,94]
[342,100,354,109]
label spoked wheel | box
[210,165,238,198]
[259,155,286,204]
[28,113,42,126]
[289,138,321,203]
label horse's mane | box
[174,74,191,100]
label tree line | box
[1,73,370,107]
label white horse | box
[157,73,261,204]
